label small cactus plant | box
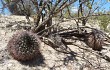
[7,30,41,61]
[85,31,103,51]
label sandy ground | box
[0,15,110,70]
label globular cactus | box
[7,30,41,61]
[85,31,103,51]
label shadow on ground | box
[19,52,45,67]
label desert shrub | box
[97,15,110,32]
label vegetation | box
[1,0,110,69]
[2,0,109,51]
[98,15,110,31]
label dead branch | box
[55,0,76,15]
[32,0,76,33]
[31,0,39,11]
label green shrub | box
[97,15,110,31]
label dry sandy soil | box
[0,15,110,70]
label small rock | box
[12,24,21,30]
